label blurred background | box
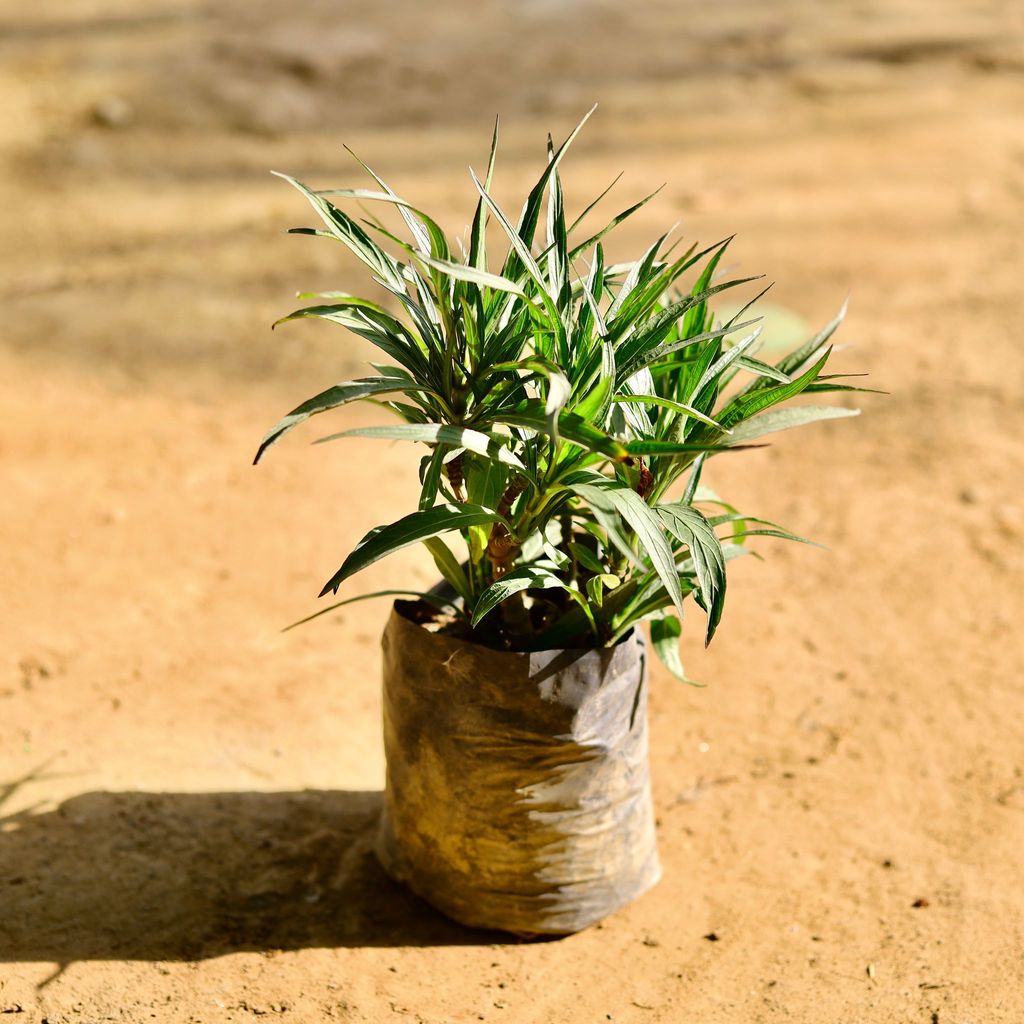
[2,1,1024,1021]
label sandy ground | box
[2,0,1024,1020]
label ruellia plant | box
[255,110,869,678]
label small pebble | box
[91,95,134,128]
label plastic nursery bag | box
[375,602,661,934]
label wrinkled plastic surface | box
[375,602,661,934]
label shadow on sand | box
[0,788,508,963]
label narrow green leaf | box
[494,400,629,461]
[570,479,685,618]
[272,171,406,290]
[472,565,588,627]
[613,394,728,432]
[717,526,821,546]
[802,382,885,395]
[577,262,609,337]
[423,536,473,604]
[656,503,726,644]
[469,116,500,271]
[775,300,848,376]
[681,453,705,506]
[545,136,570,311]
[320,504,505,596]
[325,151,449,258]
[732,355,791,384]
[470,169,546,287]
[567,171,623,235]
[620,315,762,382]
[650,614,697,684]
[293,290,392,309]
[624,439,755,456]
[568,185,665,260]
[283,589,463,632]
[276,301,432,380]
[254,378,421,464]
[726,405,860,443]
[469,169,569,357]
[585,572,620,609]
[503,105,596,274]
[568,541,606,575]
[415,253,529,298]
[418,446,447,509]
[312,423,531,478]
[545,368,571,445]
[688,325,762,401]
[717,348,833,430]
[573,342,615,422]
[273,300,400,330]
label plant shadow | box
[0,788,508,963]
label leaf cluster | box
[256,111,870,679]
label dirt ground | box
[3,0,1024,1020]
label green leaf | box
[731,355,791,384]
[272,171,406,291]
[716,348,833,431]
[272,299,402,331]
[681,453,705,506]
[585,573,620,609]
[254,378,421,464]
[472,565,593,630]
[422,537,473,604]
[567,171,622,234]
[469,116,500,271]
[802,382,884,395]
[649,614,699,684]
[613,394,728,432]
[617,293,761,381]
[463,454,506,509]
[569,478,685,618]
[544,369,571,444]
[624,439,753,457]
[568,541,606,575]
[503,105,596,274]
[718,526,821,546]
[275,300,432,380]
[568,185,664,259]
[545,137,570,312]
[607,235,663,319]
[688,325,762,401]
[577,260,609,337]
[494,400,629,461]
[418,446,447,509]
[726,405,860,443]
[492,356,571,436]
[286,293,393,314]
[470,169,547,290]
[415,253,529,298]
[469,168,568,355]
[320,503,505,596]
[775,300,847,377]
[320,168,450,260]
[574,342,615,423]
[283,589,463,632]
[312,423,532,479]
[656,503,726,645]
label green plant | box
[255,110,871,679]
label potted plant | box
[254,110,868,935]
